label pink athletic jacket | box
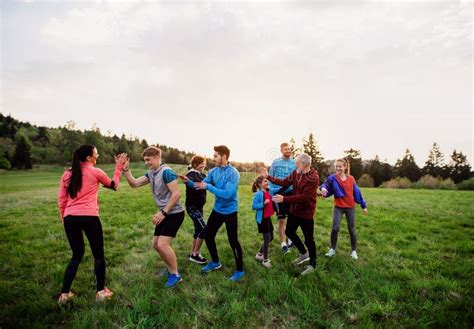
[58,162,123,218]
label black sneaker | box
[189,254,208,264]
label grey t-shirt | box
[145,164,183,215]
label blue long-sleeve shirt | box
[269,157,296,195]
[187,164,240,214]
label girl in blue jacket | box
[252,176,275,268]
[320,158,368,260]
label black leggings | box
[61,216,105,293]
[285,213,317,267]
[186,206,207,239]
[259,231,274,260]
[205,210,244,271]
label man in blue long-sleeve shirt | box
[183,145,244,282]
[269,142,296,253]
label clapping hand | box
[114,153,128,166]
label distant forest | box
[0,113,472,189]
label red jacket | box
[268,167,319,219]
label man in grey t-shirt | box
[123,146,185,288]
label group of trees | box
[1,114,471,187]
[288,134,472,186]
[0,114,197,170]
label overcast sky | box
[1,0,472,165]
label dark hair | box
[67,144,95,199]
[214,145,230,160]
[190,155,206,169]
[252,175,266,193]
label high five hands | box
[114,153,128,166]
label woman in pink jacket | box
[57,144,127,304]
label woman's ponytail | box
[67,144,95,199]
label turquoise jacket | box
[188,164,240,214]
[252,190,275,224]
[269,157,296,194]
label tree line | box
[289,133,472,186]
[1,114,472,187]
[0,114,201,170]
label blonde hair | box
[335,158,350,175]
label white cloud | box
[2,1,472,164]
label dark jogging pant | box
[205,210,244,272]
[61,216,105,293]
[285,213,317,267]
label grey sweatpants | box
[331,206,357,251]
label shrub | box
[0,157,11,170]
[358,174,374,187]
[439,178,457,190]
[457,177,474,191]
[416,175,440,189]
[381,177,412,189]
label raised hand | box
[123,157,130,171]
[114,153,128,165]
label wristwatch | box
[161,210,168,217]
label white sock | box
[287,239,293,244]
[281,242,287,247]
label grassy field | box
[0,164,473,328]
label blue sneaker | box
[229,271,245,282]
[165,273,182,288]
[201,261,222,273]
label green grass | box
[0,165,473,328]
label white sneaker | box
[292,252,309,265]
[255,252,264,261]
[351,250,358,260]
[325,248,336,257]
[261,259,272,268]
[301,265,315,275]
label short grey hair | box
[297,153,312,166]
